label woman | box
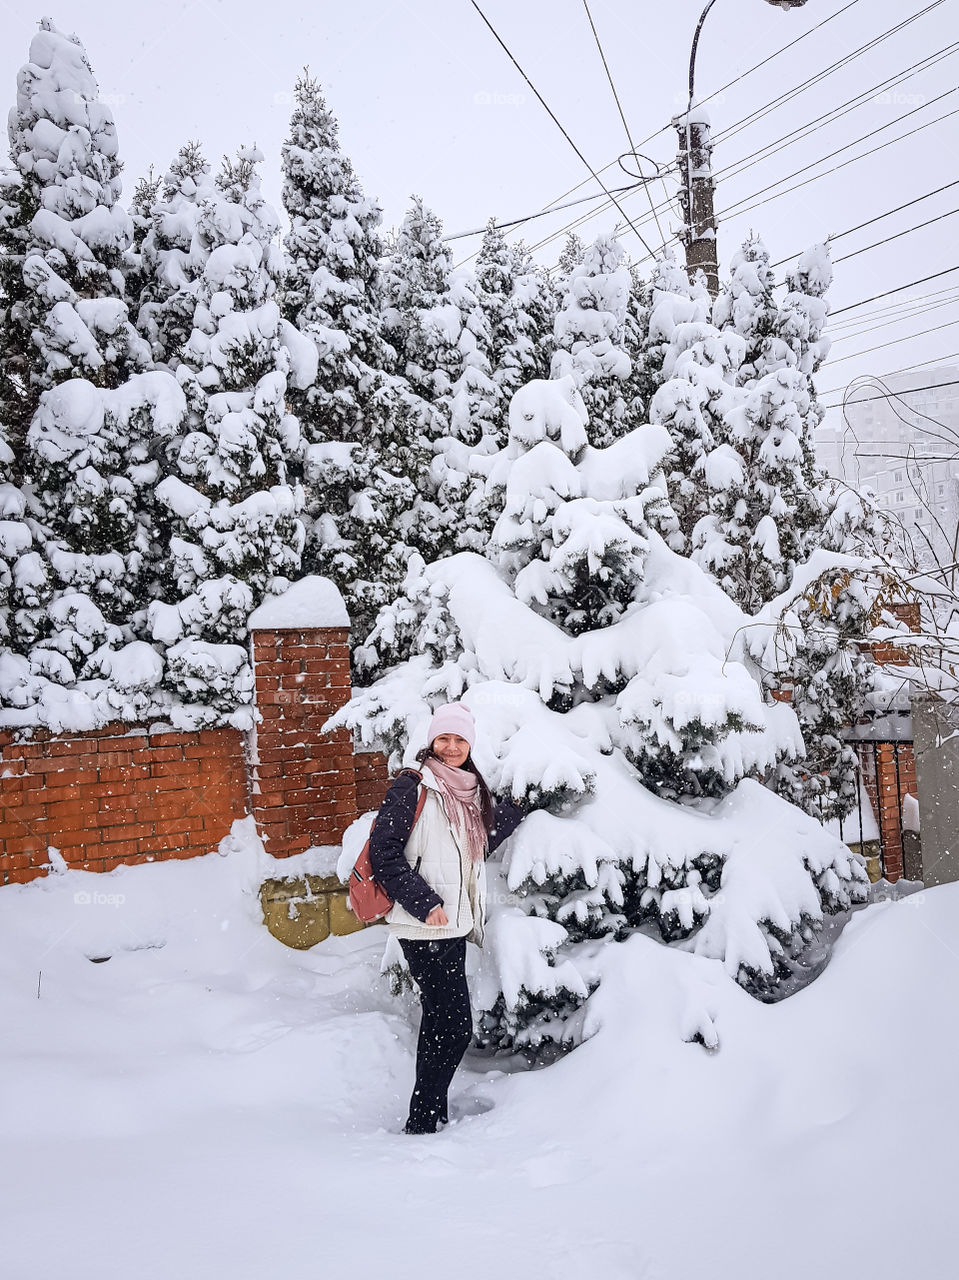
[369,702,527,1134]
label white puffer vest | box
[385,769,488,946]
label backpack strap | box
[397,768,427,828]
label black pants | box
[399,935,473,1134]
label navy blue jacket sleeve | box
[368,772,444,922]
[487,797,527,854]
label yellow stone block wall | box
[260,873,371,950]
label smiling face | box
[431,733,471,768]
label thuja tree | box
[149,146,313,726]
[0,20,177,729]
[280,72,432,642]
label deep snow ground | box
[1,821,956,1280]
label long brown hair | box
[415,745,496,836]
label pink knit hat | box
[426,702,476,749]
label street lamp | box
[675,0,810,296]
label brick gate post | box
[247,577,358,858]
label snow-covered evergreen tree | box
[553,231,585,305]
[647,273,744,549]
[618,263,655,427]
[505,241,556,396]
[135,141,215,367]
[4,20,149,413]
[692,365,822,613]
[337,376,868,1050]
[436,225,560,558]
[429,266,501,555]
[280,70,395,429]
[473,223,555,428]
[712,235,783,386]
[690,246,834,613]
[777,243,833,502]
[0,20,182,729]
[381,196,460,409]
[149,145,315,724]
[708,240,880,818]
[123,169,161,341]
[474,220,515,397]
[551,231,633,448]
[0,165,41,653]
[379,196,461,564]
[280,72,430,642]
[758,483,886,822]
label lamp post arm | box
[688,0,721,107]
[681,0,721,295]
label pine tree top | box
[163,141,212,203]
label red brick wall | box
[0,726,248,886]
[249,626,357,857]
[1,624,382,885]
[355,750,389,814]
[872,600,922,665]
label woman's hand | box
[425,906,449,926]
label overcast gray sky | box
[2,0,957,424]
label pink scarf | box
[425,758,487,864]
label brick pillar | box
[354,750,389,814]
[248,578,358,858]
[857,741,917,884]
[874,744,905,882]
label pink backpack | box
[348,769,427,923]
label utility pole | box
[674,0,809,298]
[674,103,718,297]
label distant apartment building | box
[816,364,959,569]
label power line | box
[769,178,959,269]
[825,319,959,368]
[830,268,959,317]
[834,373,957,407]
[710,1,946,148]
[711,41,959,190]
[541,61,959,263]
[581,0,667,248]
[525,1,946,258]
[819,359,959,406]
[616,97,959,269]
[443,177,645,243]
[713,89,959,226]
[695,0,865,124]
[843,375,959,453]
[829,293,959,343]
[466,0,657,257]
[855,373,959,445]
[833,206,959,267]
[829,285,959,332]
[514,0,867,244]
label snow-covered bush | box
[331,378,869,1054]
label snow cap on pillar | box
[426,702,476,750]
[247,575,350,630]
